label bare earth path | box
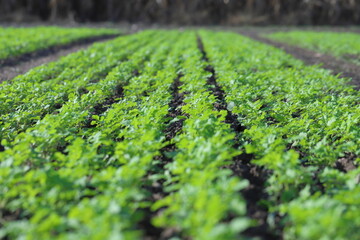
[0,34,119,83]
[239,31,360,89]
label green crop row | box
[0,26,119,60]
[0,31,156,142]
[0,30,181,239]
[1,30,247,239]
[200,30,360,240]
[267,31,360,65]
[151,33,251,240]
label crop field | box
[0,26,119,61]
[0,29,359,240]
[267,31,360,65]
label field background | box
[1,0,360,26]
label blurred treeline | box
[1,0,360,25]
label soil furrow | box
[140,74,186,240]
[238,31,360,89]
[335,153,358,173]
[0,34,120,83]
[197,36,281,240]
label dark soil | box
[0,34,119,83]
[197,36,282,240]
[204,64,246,139]
[229,158,281,239]
[163,74,186,141]
[0,208,22,231]
[335,153,358,173]
[239,31,360,90]
[343,53,360,62]
[140,74,186,240]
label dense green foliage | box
[0,26,119,60]
[200,30,360,239]
[267,31,360,65]
[0,29,359,239]
[151,33,250,239]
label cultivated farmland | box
[267,31,360,65]
[0,29,359,240]
[0,26,118,61]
